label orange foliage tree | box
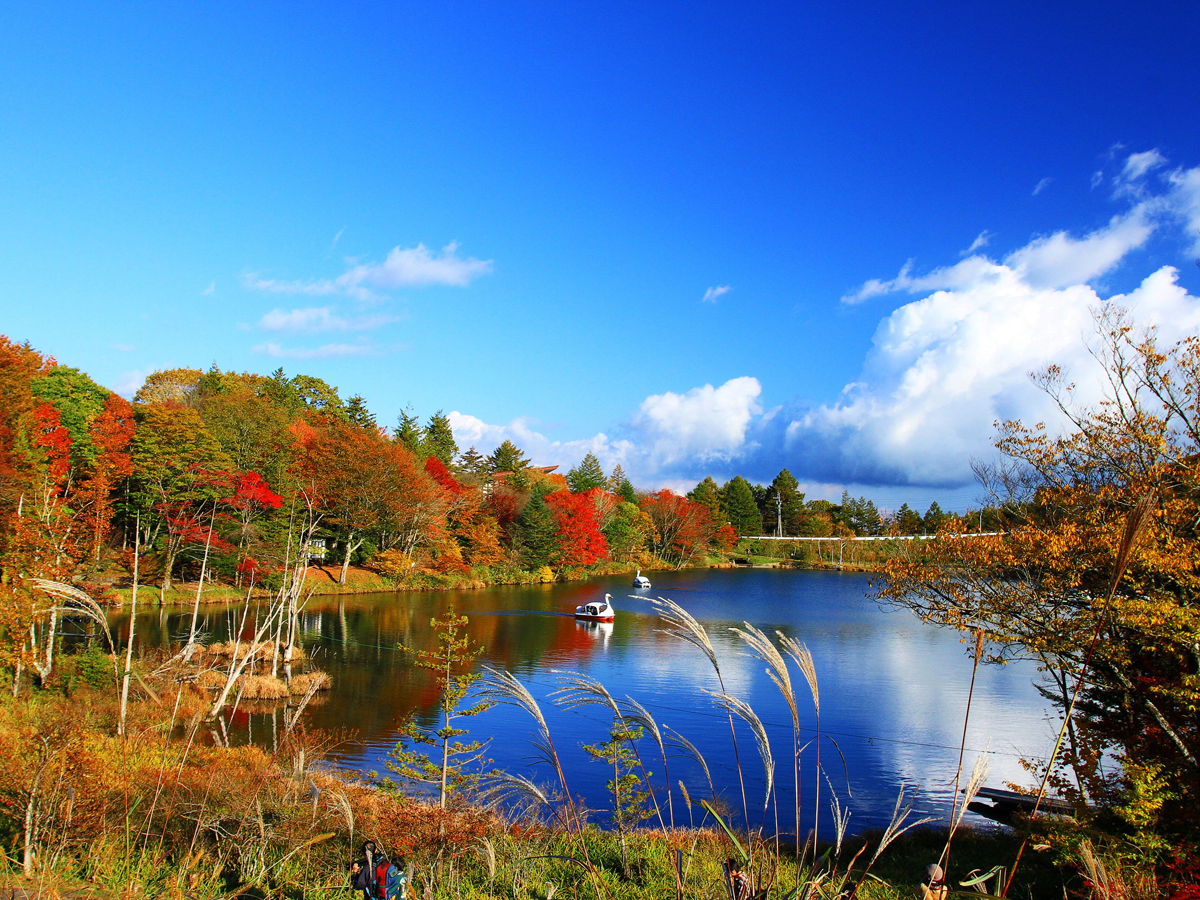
[639,490,712,566]
[877,308,1200,836]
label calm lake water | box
[113,569,1056,835]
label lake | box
[112,568,1056,836]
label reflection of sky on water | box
[114,569,1056,835]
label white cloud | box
[787,265,1200,486]
[631,377,762,465]
[702,285,731,303]
[256,306,401,333]
[252,341,374,360]
[961,231,991,256]
[842,203,1154,304]
[447,376,760,484]
[201,282,215,296]
[245,242,492,301]
[110,343,135,353]
[1123,149,1167,181]
[1032,177,1052,196]
[447,411,636,473]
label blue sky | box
[3,1,1200,509]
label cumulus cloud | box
[252,341,374,360]
[792,149,1200,486]
[256,306,402,333]
[702,285,731,303]
[245,242,492,301]
[450,150,1200,493]
[448,376,763,486]
[631,377,762,465]
[789,266,1200,485]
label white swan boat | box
[575,593,616,622]
[632,570,651,589]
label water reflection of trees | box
[119,587,637,746]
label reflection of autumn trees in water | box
[116,586,643,747]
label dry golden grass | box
[237,675,289,700]
[288,670,330,694]
[195,669,228,691]
[201,640,303,660]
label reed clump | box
[288,669,330,694]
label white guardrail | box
[742,532,1006,542]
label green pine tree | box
[720,476,763,536]
[687,476,726,527]
[895,502,922,534]
[617,478,638,504]
[457,445,487,478]
[487,440,530,474]
[423,409,458,466]
[395,406,425,454]
[518,490,558,568]
[386,609,493,807]
[767,469,805,536]
[566,452,607,493]
[923,501,946,534]
[345,394,377,429]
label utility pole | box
[776,493,784,537]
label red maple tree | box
[545,488,607,566]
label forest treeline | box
[1,335,984,616]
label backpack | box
[384,862,406,899]
[372,858,391,899]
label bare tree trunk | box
[22,756,48,878]
[183,507,216,662]
[119,517,140,736]
[338,531,362,585]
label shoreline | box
[102,557,886,607]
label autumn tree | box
[132,368,202,406]
[877,309,1200,838]
[639,490,712,566]
[77,394,135,566]
[545,489,607,566]
[30,366,111,472]
[129,403,233,592]
[0,337,54,542]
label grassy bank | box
[0,645,1086,900]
